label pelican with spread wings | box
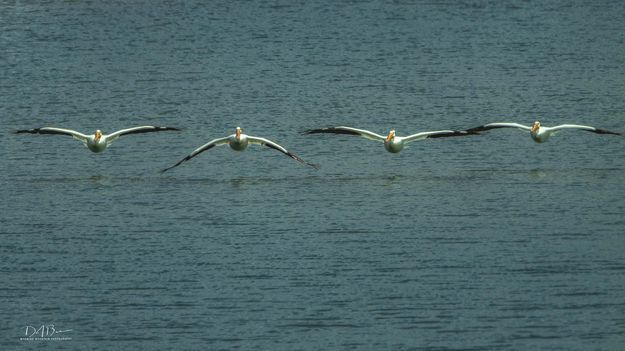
[466,121,621,143]
[161,127,318,172]
[16,125,180,153]
[304,126,475,153]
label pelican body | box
[530,122,551,143]
[384,130,404,153]
[85,130,108,152]
[228,127,249,151]
[305,126,474,153]
[161,127,318,172]
[466,121,622,143]
[16,126,180,152]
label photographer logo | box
[20,324,72,342]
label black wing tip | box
[160,160,186,173]
[160,153,197,173]
[428,130,480,138]
[15,128,39,134]
[279,147,319,169]
[303,127,361,136]
[159,163,176,173]
[307,162,321,170]
[299,154,321,168]
[300,159,320,169]
[303,128,327,135]
[592,128,622,136]
[160,161,185,173]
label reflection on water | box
[382,174,403,187]
[229,177,254,189]
[88,175,110,185]
[529,168,547,179]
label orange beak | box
[235,128,241,140]
[530,122,540,133]
[94,131,102,141]
[385,131,394,142]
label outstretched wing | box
[248,136,319,169]
[15,127,89,141]
[403,130,474,143]
[106,126,180,143]
[304,126,386,142]
[466,122,531,133]
[548,124,621,136]
[160,137,229,173]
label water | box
[2,1,625,349]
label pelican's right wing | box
[548,124,622,136]
[105,126,181,143]
[160,137,229,173]
[403,130,474,143]
[248,136,319,169]
[466,122,531,133]
[15,127,89,141]
[304,126,386,142]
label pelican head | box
[385,130,396,142]
[94,130,102,141]
[530,121,540,133]
[235,127,242,140]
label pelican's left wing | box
[106,126,181,143]
[547,124,622,136]
[304,126,386,142]
[248,136,319,169]
[403,130,474,143]
[466,122,531,133]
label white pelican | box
[161,127,318,172]
[15,126,180,153]
[304,126,475,153]
[466,121,622,143]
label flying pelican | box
[15,126,180,153]
[304,126,475,153]
[161,127,318,172]
[466,121,622,143]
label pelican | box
[304,126,475,153]
[466,121,622,143]
[15,126,180,153]
[161,127,318,172]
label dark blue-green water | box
[2,1,625,350]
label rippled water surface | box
[2,1,625,350]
